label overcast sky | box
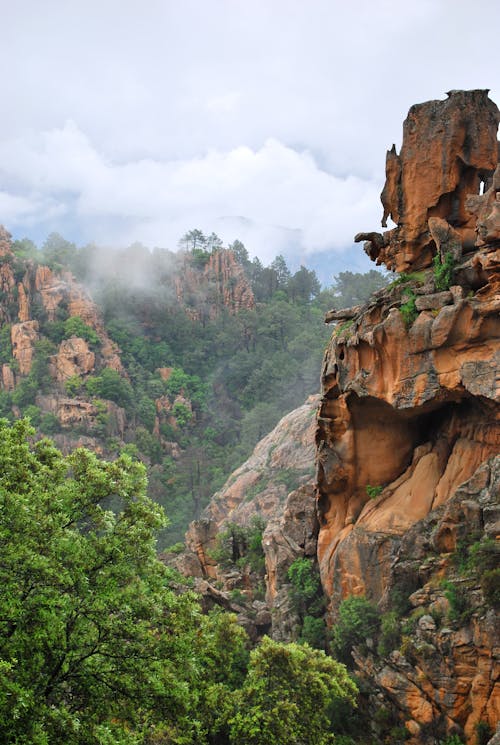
[1,0,499,277]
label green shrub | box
[366,484,382,499]
[134,426,162,464]
[11,377,38,408]
[300,615,326,648]
[229,589,246,605]
[433,251,455,291]
[331,595,380,667]
[65,374,83,396]
[40,412,60,434]
[85,369,133,408]
[334,319,354,337]
[480,568,500,609]
[377,611,401,656]
[63,316,100,347]
[211,517,266,576]
[41,320,66,344]
[475,721,493,745]
[401,606,428,635]
[441,580,472,623]
[389,726,410,742]
[400,288,418,327]
[171,401,193,427]
[287,558,326,647]
[0,324,12,364]
[0,391,13,420]
[468,538,499,572]
[136,395,157,432]
[288,558,322,607]
[439,735,465,745]
[22,404,42,426]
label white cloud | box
[0,122,381,259]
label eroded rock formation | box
[357,89,499,272]
[318,90,499,743]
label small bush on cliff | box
[387,271,426,289]
[399,288,418,327]
[331,596,380,667]
[288,558,321,603]
[438,735,464,745]
[433,251,455,291]
[475,721,493,745]
[0,324,12,364]
[441,580,472,624]
[85,368,133,408]
[287,558,326,647]
[480,568,500,609]
[377,611,401,657]
[211,517,266,575]
[366,484,382,499]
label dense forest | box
[0,229,388,545]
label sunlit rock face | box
[317,91,499,743]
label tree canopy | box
[0,419,358,744]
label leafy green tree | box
[206,232,223,253]
[0,391,12,419]
[0,418,204,743]
[288,266,321,303]
[40,232,76,270]
[63,316,100,347]
[225,636,357,745]
[229,240,249,266]
[136,395,157,432]
[11,238,39,261]
[0,324,12,364]
[329,270,388,308]
[270,254,291,291]
[179,228,206,251]
[331,595,380,667]
[85,368,133,409]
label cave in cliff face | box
[317,391,497,547]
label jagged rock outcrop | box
[174,249,255,319]
[32,264,123,373]
[0,227,123,389]
[317,90,499,743]
[1,364,15,391]
[50,337,96,382]
[357,89,500,272]
[11,320,39,375]
[36,394,126,437]
[178,396,319,639]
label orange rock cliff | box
[317,90,499,743]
